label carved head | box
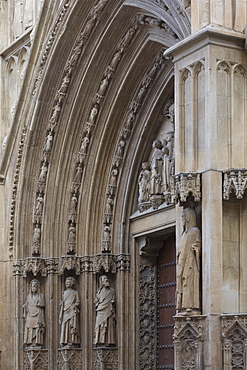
[152,139,162,149]
[65,276,76,289]
[30,279,40,293]
[99,275,110,289]
[182,207,197,230]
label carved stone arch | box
[18,46,30,79]
[193,60,205,76]
[180,67,191,82]
[216,59,232,73]
[233,63,247,76]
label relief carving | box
[92,347,118,370]
[94,275,116,346]
[57,348,83,370]
[221,314,247,370]
[176,207,201,315]
[174,316,205,370]
[32,224,41,256]
[23,280,45,349]
[24,349,48,370]
[59,277,80,348]
[138,162,151,212]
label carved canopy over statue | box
[59,277,80,347]
[176,207,201,315]
[94,275,116,346]
[23,279,45,348]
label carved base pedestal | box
[57,348,83,370]
[173,315,206,370]
[92,347,118,370]
[24,349,48,370]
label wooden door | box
[157,234,176,369]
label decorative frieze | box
[92,347,118,370]
[223,169,247,200]
[221,314,247,370]
[57,348,83,370]
[24,349,48,370]
[13,254,130,276]
[173,316,206,370]
[171,172,201,203]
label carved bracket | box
[13,254,131,276]
[173,316,206,370]
[24,349,48,370]
[139,237,163,263]
[221,314,247,370]
[171,172,201,203]
[223,169,247,200]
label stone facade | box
[0,0,247,369]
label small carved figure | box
[105,197,114,223]
[109,168,118,186]
[94,275,116,346]
[125,111,135,130]
[44,131,53,152]
[116,139,125,158]
[162,131,175,193]
[110,51,122,70]
[120,27,135,48]
[88,105,99,124]
[98,77,109,96]
[138,162,151,203]
[68,226,76,244]
[35,193,44,215]
[59,277,80,347]
[73,165,82,184]
[32,224,41,255]
[136,86,146,104]
[38,163,48,184]
[80,135,90,155]
[69,194,77,214]
[23,279,45,348]
[176,207,201,314]
[50,103,61,127]
[150,139,163,195]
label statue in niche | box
[80,135,90,155]
[102,225,111,252]
[73,165,82,184]
[94,275,116,346]
[23,279,45,348]
[44,131,53,152]
[98,77,109,96]
[38,163,48,184]
[110,51,122,70]
[35,193,44,220]
[138,162,151,203]
[32,224,41,255]
[162,131,175,193]
[88,105,99,125]
[176,207,201,315]
[67,225,76,254]
[150,139,163,195]
[59,277,80,347]
[116,139,125,158]
[105,197,114,224]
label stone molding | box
[171,172,201,203]
[57,348,83,370]
[173,315,206,370]
[24,349,48,370]
[92,347,118,370]
[13,253,130,276]
[223,169,247,200]
[221,314,247,370]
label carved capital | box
[171,172,201,203]
[223,169,247,200]
[93,253,116,274]
[23,257,47,277]
[58,256,81,275]
[139,237,163,263]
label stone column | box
[165,25,247,369]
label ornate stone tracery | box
[223,169,247,200]
[171,172,201,204]
[221,315,247,370]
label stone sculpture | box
[32,224,41,255]
[59,277,80,347]
[94,275,116,346]
[138,162,151,203]
[23,279,45,348]
[150,139,163,195]
[176,207,201,315]
[162,131,175,193]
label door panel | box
[157,235,176,369]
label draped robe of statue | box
[23,281,45,347]
[59,283,80,346]
[176,207,201,314]
[94,284,116,345]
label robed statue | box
[59,277,80,347]
[23,279,45,348]
[176,207,201,315]
[94,275,116,346]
